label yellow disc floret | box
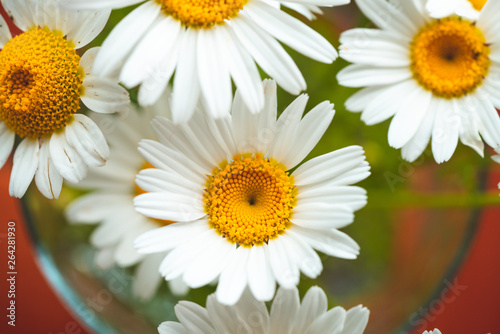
[0,27,84,138]
[204,154,296,247]
[468,0,486,11]
[155,0,246,29]
[410,17,490,99]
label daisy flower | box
[338,0,500,163]
[422,329,442,334]
[0,0,129,199]
[426,0,486,20]
[59,0,347,123]
[159,286,370,334]
[134,79,370,305]
[65,93,188,299]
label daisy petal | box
[35,141,63,199]
[65,114,110,167]
[0,123,15,169]
[81,76,130,114]
[245,1,336,63]
[9,138,39,198]
[49,130,88,184]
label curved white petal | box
[35,140,63,199]
[9,138,39,198]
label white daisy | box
[338,0,500,163]
[422,329,442,334]
[134,79,370,305]
[0,0,129,199]
[426,0,486,20]
[159,286,370,334]
[65,92,188,299]
[58,0,347,123]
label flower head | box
[60,0,347,123]
[134,79,370,305]
[0,0,130,198]
[159,286,370,334]
[338,0,500,163]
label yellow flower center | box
[155,0,246,29]
[135,161,174,227]
[204,154,296,247]
[468,0,486,10]
[410,17,490,99]
[0,27,84,138]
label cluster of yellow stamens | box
[0,27,84,138]
[155,0,246,28]
[204,154,296,247]
[410,17,490,99]
[468,0,486,11]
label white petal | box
[360,80,414,126]
[247,245,276,302]
[81,76,130,114]
[0,13,12,48]
[471,92,500,148]
[297,185,367,212]
[65,193,132,223]
[58,0,145,10]
[293,286,328,333]
[355,0,419,36]
[92,2,161,77]
[2,0,34,31]
[400,97,436,163]
[138,139,206,184]
[9,138,39,198]
[269,287,300,334]
[217,25,264,115]
[337,64,411,88]
[175,301,216,334]
[339,28,410,67]
[231,79,276,154]
[216,247,250,305]
[292,203,354,230]
[431,99,460,163]
[133,253,164,300]
[289,226,359,259]
[171,28,201,123]
[284,232,322,279]
[158,322,188,334]
[121,16,181,88]
[65,114,110,167]
[339,305,370,334]
[388,85,433,149]
[134,220,211,254]
[0,123,15,169]
[182,233,233,288]
[306,306,346,334]
[268,94,309,165]
[268,236,299,289]
[245,1,336,63]
[293,146,366,186]
[344,86,387,113]
[159,229,218,280]
[66,9,111,48]
[35,140,63,199]
[284,101,335,168]
[197,26,232,118]
[134,192,204,222]
[230,16,305,95]
[49,129,88,183]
